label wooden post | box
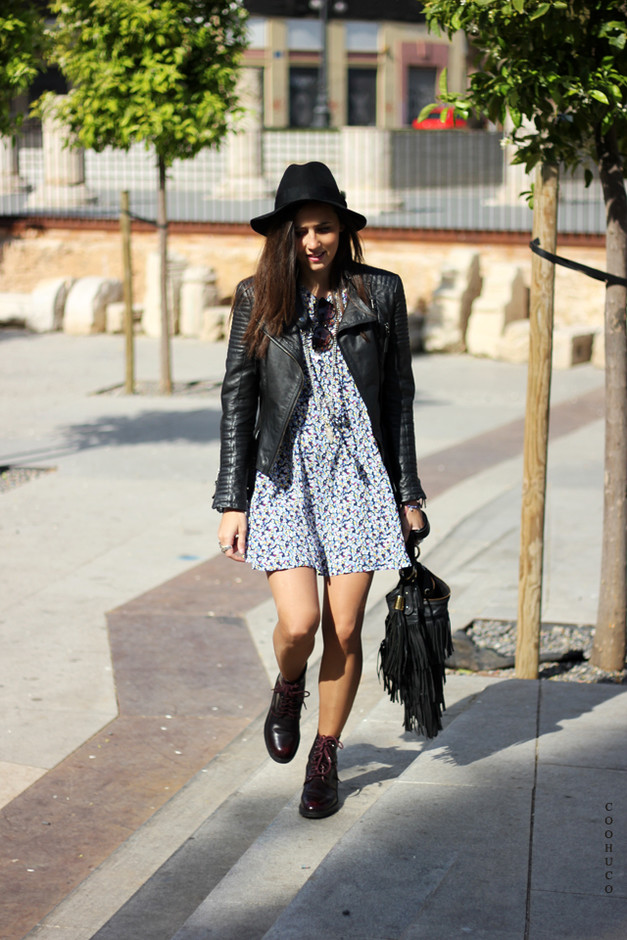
[591,135,627,670]
[120,190,135,394]
[515,163,559,679]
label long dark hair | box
[242,206,366,357]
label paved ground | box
[0,328,624,939]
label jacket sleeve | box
[212,279,259,512]
[380,274,427,504]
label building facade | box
[243,1,467,129]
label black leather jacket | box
[213,263,425,512]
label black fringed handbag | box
[378,519,453,738]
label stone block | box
[497,322,597,369]
[423,249,482,352]
[466,264,528,357]
[0,292,31,327]
[552,326,595,369]
[27,277,73,332]
[495,319,530,363]
[64,277,123,335]
[591,329,605,369]
[142,251,188,337]
[407,311,425,352]
[105,301,143,334]
[179,265,219,337]
[199,305,229,342]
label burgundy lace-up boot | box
[263,668,308,763]
[299,733,343,819]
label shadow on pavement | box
[59,407,222,450]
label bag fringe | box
[378,562,454,738]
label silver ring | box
[219,544,231,553]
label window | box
[246,16,267,49]
[287,18,322,50]
[345,21,378,52]
[347,69,377,126]
[406,67,437,126]
[289,68,319,127]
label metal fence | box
[1,126,606,235]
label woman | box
[214,162,427,819]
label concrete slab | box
[267,773,532,939]
[1,705,115,772]
[537,682,627,768]
[0,761,47,807]
[528,891,627,939]
[532,763,626,897]
[412,354,603,458]
[265,679,625,940]
[399,679,538,788]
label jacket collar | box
[267,318,304,364]
[337,290,377,332]
[267,282,376,359]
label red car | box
[412,106,467,129]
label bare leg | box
[317,571,374,737]
[267,566,320,681]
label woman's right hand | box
[217,510,248,563]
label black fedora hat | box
[250,161,367,235]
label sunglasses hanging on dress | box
[311,297,335,352]
[297,296,336,353]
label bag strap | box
[406,512,430,561]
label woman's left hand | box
[400,503,427,542]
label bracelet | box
[403,503,424,512]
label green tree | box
[0,1,46,137]
[422,0,627,672]
[46,0,248,392]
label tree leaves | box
[422,0,627,176]
[528,3,550,20]
[0,1,46,136]
[45,0,249,165]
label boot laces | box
[274,677,309,717]
[306,734,343,780]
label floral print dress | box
[245,288,410,577]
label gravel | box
[456,619,626,684]
[0,466,56,493]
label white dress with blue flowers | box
[245,289,410,577]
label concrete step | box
[263,676,537,940]
[86,628,408,939]
[168,673,494,940]
[263,679,627,940]
[25,587,410,939]
[28,578,489,940]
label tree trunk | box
[120,190,135,394]
[515,163,559,679]
[591,130,627,672]
[157,155,173,395]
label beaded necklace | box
[298,287,348,442]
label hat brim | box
[250,200,367,236]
